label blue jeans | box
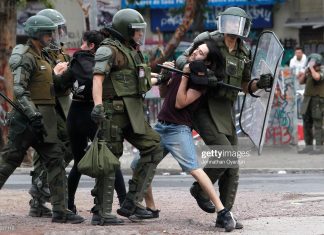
[131,121,199,172]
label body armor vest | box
[209,32,250,101]
[28,49,56,105]
[304,70,324,97]
[100,38,151,100]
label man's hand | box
[256,73,273,89]
[91,104,106,124]
[30,113,47,143]
[53,62,69,75]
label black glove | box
[256,73,273,89]
[29,113,47,143]
[91,104,106,124]
[189,60,209,85]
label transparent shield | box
[239,31,284,154]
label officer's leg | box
[91,118,124,225]
[0,113,31,188]
[117,122,164,219]
[35,142,84,223]
[191,108,231,213]
[28,152,51,217]
[302,104,313,146]
[56,110,73,166]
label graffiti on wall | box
[265,68,298,145]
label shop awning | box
[285,17,324,29]
[121,0,284,9]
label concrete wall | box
[272,1,299,44]
[52,0,85,49]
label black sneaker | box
[91,212,124,225]
[146,207,160,218]
[217,209,236,232]
[216,214,243,230]
[117,199,153,219]
[190,182,215,213]
[52,210,85,224]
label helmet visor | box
[130,22,146,46]
[218,15,251,38]
[37,30,56,47]
[51,24,68,46]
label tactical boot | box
[190,182,215,213]
[216,208,236,232]
[216,213,243,230]
[52,210,85,224]
[117,198,153,219]
[91,212,124,226]
[29,199,52,218]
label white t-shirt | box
[289,54,307,74]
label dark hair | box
[189,39,225,80]
[295,46,303,51]
[82,30,105,51]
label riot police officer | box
[298,53,324,154]
[0,15,84,223]
[90,9,164,225]
[26,8,73,218]
[176,7,272,229]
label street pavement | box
[4,142,324,235]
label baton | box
[157,64,242,91]
[0,92,29,120]
[157,64,189,76]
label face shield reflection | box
[130,23,146,46]
[218,15,251,38]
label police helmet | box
[112,8,147,43]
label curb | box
[13,167,324,175]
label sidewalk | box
[15,143,324,175]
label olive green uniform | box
[301,68,324,148]
[92,38,163,219]
[0,41,68,214]
[29,48,72,217]
[177,31,251,210]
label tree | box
[149,0,198,71]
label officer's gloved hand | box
[91,104,106,124]
[30,113,47,143]
[188,60,209,85]
[256,73,274,89]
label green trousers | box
[0,111,67,212]
[193,106,239,210]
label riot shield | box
[239,31,284,155]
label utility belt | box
[103,98,125,118]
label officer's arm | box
[54,67,75,91]
[9,51,39,119]
[309,65,322,81]
[92,46,114,106]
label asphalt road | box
[3,173,324,193]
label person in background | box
[297,53,324,155]
[289,46,307,90]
